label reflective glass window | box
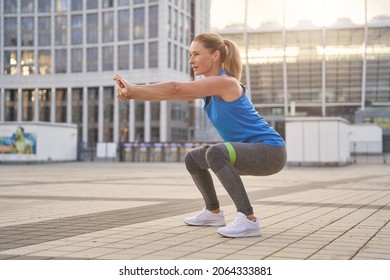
[38,50,51,75]
[55,49,67,73]
[38,17,51,46]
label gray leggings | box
[184,142,287,216]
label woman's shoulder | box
[214,76,243,102]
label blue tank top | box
[203,73,285,146]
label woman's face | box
[189,41,218,77]
[16,128,23,139]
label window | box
[151,102,160,121]
[71,88,83,125]
[71,48,83,72]
[103,87,114,142]
[173,44,178,70]
[102,46,114,71]
[171,103,188,122]
[102,12,114,42]
[4,51,18,75]
[38,50,51,75]
[88,88,99,146]
[135,101,145,121]
[56,0,69,12]
[149,5,158,38]
[21,17,34,46]
[133,8,145,40]
[149,42,158,68]
[168,6,172,38]
[118,45,130,70]
[71,15,83,44]
[39,89,51,122]
[87,48,98,72]
[118,10,130,41]
[118,0,130,6]
[4,18,17,46]
[133,43,145,69]
[87,0,98,9]
[119,101,129,142]
[103,0,114,8]
[56,89,68,123]
[38,17,51,46]
[172,8,178,40]
[21,0,34,13]
[4,0,17,13]
[151,127,160,142]
[171,128,188,141]
[87,14,98,43]
[71,0,83,10]
[55,49,67,73]
[178,12,183,43]
[38,0,51,12]
[22,90,35,121]
[21,51,34,76]
[168,42,171,68]
[4,90,18,121]
[55,16,67,45]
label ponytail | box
[223,38,242,81]
[193,32,242,81]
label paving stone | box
[0,162,389,260]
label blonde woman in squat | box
[114,32,286,238]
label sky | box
[210,0,390,29]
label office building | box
[0,0,211,147]
[215,16,390,146]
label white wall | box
[286,117,351,165]
[349,124,383,153]
[0,122,78,162]
[286,117,383,165]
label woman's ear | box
[212,50,220,62]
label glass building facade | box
[0,0,211,147]
[218,17,390,142]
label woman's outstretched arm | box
[113,74,241,102]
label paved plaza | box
[0,161,389,260]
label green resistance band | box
[224,142,236,166]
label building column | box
[50,87,56,122]
[98,86,104,142]
[17,88,22,121]
[0,88,4,122]
[129,100,135,142]
[82,87,88,144]
[321,21,327,117]
[159,101,168,142]
[144,101,151,142]
[282,0,289,116]
[361,0,368,111]
[67,87,72,124]
[113,89,119,143]
[34,88,39,121]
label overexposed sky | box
[210,0,390,29]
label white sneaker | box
[217,212,262,238]
[184,209,226,226]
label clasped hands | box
[113,74,131,101]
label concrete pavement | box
[0,162,389,260]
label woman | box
[114,32,286,238]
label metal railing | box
[351,141,389,164]
[78,141,390,164]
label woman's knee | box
[184,151,196,173]
[184,147,208,173]
[205,145,229,172]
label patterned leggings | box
[184,142,287,216]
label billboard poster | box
[0,126,37,155]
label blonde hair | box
[193,32,242,81]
